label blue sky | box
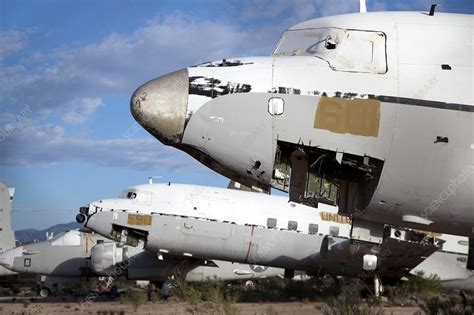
[1,0,473,230]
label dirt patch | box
[0,300,422,314]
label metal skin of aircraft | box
[0,230,109,296]
[0,229,285,297]
[76,183,473,293]
[0,182,18,277]
[129,11,473,246]
[411,234,474,291]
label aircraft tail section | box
[0,182,16,252]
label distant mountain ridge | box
[15,222,82,244]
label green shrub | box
[386,271,441,300]
[420,295,473,315]
[118,289,147,311]
[172,280,203,304]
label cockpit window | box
[273,29,328,56]
[119,190,137,199]
[51,231,81,247]
[119,189,152,205]
[273,27,387,74]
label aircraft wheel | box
[76,213,86,224]
[245,280,255,288]
[39,288,50,298]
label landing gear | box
[373,275,383,298]
[39,287,50,297]
[76,213,86,224]
[161,282,170,301]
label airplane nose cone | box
[0,247,22,270]
[130,68,189,144]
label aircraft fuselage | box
[131,12,473,236]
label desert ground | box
[0,298,423,315]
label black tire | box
[39,288,50,298]
[76,213,86,224]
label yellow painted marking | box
[143,215,152,225]
[320,212,352,224]
[314,97,381,137]
[128,214,136,225]
[127,213,152,226]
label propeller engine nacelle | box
[91,242,125,275]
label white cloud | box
[214,0,360,55]
[0,30,31,61]
[0,12,260,170]
[368,0,449,12]
[220,0,359,24]
[0,118,196,170]
[62,97,104,124]
[0,13,251,122]
[0,3,364,122]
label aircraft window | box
[120,190,152,205]
[458,240,468,246]
[308,223,319,234]
[268,97,284,115]
[273,29,327,56]
[24,258,31,267]
[457,257,467,263]
[273,28,387,74]
[267,218,277,229]
[51,231,81,247]
[329,226,339,236]
[288,220,298,231]
[324,36,337,50]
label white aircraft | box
[0,229,284,297]
[412,234,474,291]
[129,4,473,267]
[0,182,17,277]
[76,183,474,294]
[0,181,283,297]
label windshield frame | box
[272,27,388,74]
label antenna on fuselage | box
[429,4,437,16]
[359,0,367,13]
[148,176,162,184]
